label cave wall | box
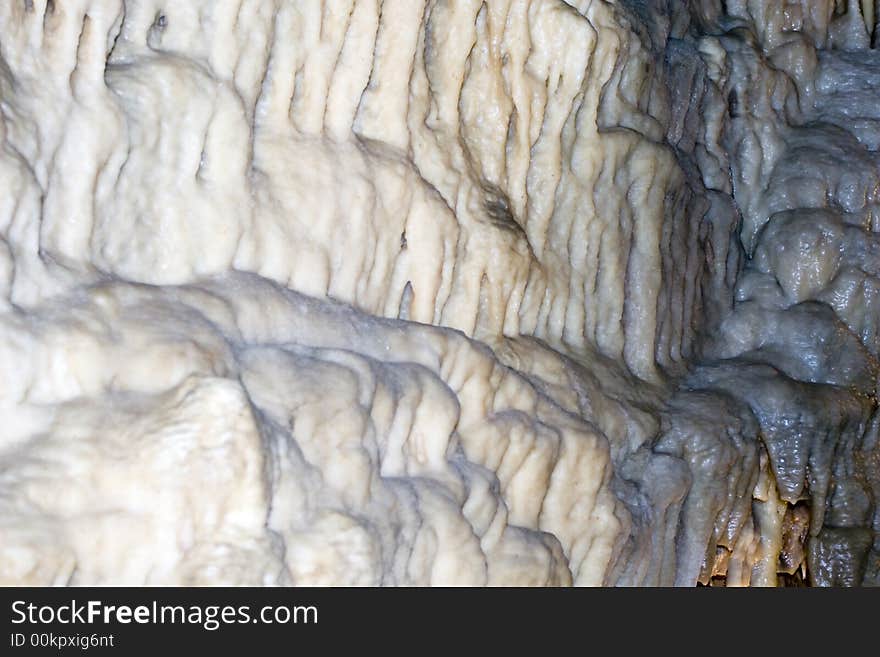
[0,0,876,585]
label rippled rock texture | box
[0,0,877,586]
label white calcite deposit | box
[0,0,877,586]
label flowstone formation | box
[0,0,877,586]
